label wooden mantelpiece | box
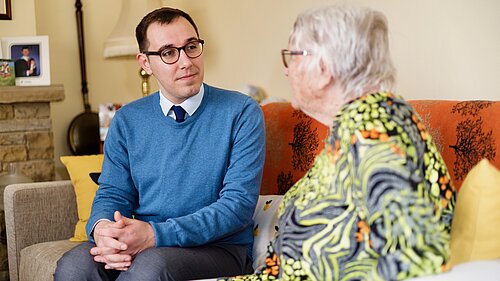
[0,84,65,103]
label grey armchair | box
[4,181,82,281]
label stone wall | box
[0,85,64,181]
[0,102,55,181]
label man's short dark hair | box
[136,7,199,53]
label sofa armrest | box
[4,180,78,281]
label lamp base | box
[139,68,151,97]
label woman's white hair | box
[290,4,396,99]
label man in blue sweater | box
[55,7,265,281]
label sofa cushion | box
[260,103,329,195]
[60,154,104,241]
[252,195,283,271]
[450,159,500,266]
[19,240,81,281]
[408,100,499,190]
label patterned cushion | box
[408,100,499,190]
[252,195,283,271]
[260,103,329,195]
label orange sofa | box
[260,100,499,194]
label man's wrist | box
[91,219,112,239]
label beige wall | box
[1,0,499,179]
[0,0,36,36]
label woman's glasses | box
[281,49,312,68]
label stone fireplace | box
[0,85,65,182]
[0,85,64,280]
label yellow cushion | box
[450,159,500,266]
[60,154,104,241]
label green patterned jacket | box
[225,92,456,281]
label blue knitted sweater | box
[86,84,265,257]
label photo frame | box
[0,0,12,20]
[1,36,51,86]
[0,59,15,86]
[99,103,124,141]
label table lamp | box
[103,0,161,97]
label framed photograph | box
[1,36,51,86]
[0,59,15,86]
[0,0,12,20]
[99,103,124,141]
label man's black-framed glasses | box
[281,49,312,68]
[143,39,205,64]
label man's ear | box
[137,53,153,75]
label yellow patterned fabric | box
[222,92,456,281]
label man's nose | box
[177,50,194,68]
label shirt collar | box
[159,84,204,117]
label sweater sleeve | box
[151,98,265,248]
[85,110,138,241]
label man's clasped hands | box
[91,211,156,271]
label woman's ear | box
[137,53,153,75]
[316,59,333,90]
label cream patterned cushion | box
[251,195,283,271]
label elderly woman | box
[227,4,456,281]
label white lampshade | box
[103,0,162,58]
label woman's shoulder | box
[338,92,413,125]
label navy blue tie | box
[171,105,186,122]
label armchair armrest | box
[4,180,78,281]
